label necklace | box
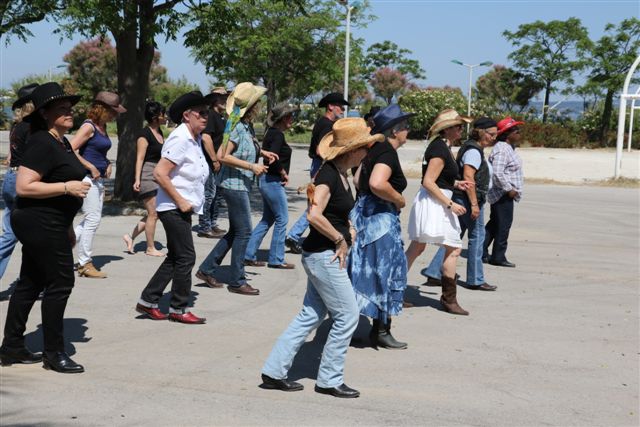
[48,130,63,143]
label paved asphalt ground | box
[0,144,638,426]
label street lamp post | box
[48,64,66,81]
[338,0,362,115]
[451,59,492,132]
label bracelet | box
[471,203,478,207]
[63,182,68,195]
[334,234,345,246]
[447,201,453,210]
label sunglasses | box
[190,109,209,119]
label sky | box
[0,0,638,102]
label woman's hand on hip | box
[394,194,406,211]
[67,180,92,198]
[331,240,349,269]
[177,198,194,213]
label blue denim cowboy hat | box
[371,103,415,134]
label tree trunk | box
[542,81,551,123]
[112,1,155,201]
[266,78,276,112]
[598,89,614,146]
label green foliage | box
[185,0,373,108]
[0,0,60,43]
[475,65,543,115]
[503,17,590,122]
[398,87,466,139]
[149,76,200,109]
[520,121,588,148]
[11,73,65,94]
[365,40,425,80]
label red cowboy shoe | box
[168,312,206,324]
[135,304,168,321]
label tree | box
[475,65,543,114]
[365,40,425,80]
[0,0,60,43]
[150,76,200,111]
[185,0,371,109]
[585,18,640,143]
[503,18,590,123]
[370,67,409,104]
[398,87,466,139]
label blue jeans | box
[286,158,322,243]
[245,175,288,265]
[262,250,359,388]
[0,170,18,279]
[198,169,220,231]
[422,193,486,286]
[198,188,251,287]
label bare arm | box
[462,164,480,219]
[70,123,100,178]
[307,183,349,268]
[422,158,466,216]
[369,163,405,210]
[133,136,149,192]
[153,158,192,213]
[217,140,268,176]
[201,133,220,172]
[16,166,90,199]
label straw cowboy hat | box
[226,82,267,117]
[427,108,472,142]
[23,82,81,122]
[318,118,384,161]
[266,103,299,127]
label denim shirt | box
[217,121,258,192]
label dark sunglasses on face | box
[191,109,209,119]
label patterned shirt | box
[487,141,523,204]
[217,121,258,192]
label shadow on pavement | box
[24,318,91,356]
[404,285,444,311]
[92,255,124,269]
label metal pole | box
[615,54,640,178]
[466,65,473,134]
[343,6,352,116]
[628,99,635,153]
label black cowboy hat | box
[12,83,40,110]
[23,82,81,122]
[168,91,208,124]
[204,87,230,105]
[472,117,498,129]
[371,103,415,134]
[318,92,350,108]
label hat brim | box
[371,112,416,134]
[266,106,299,127]
[318,131,384,161]
[226,86,267,117]
[12,95,33,111]
[23,94,82,122]
[318,98,350,108]
[169,97,208,124]
[497,120,524,135]
[427,116,472,141]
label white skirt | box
[407,187,462,248]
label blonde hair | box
[243,102,261,122]
[87,102,114,125]
[13,102,35,124]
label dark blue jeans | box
[245,175,288,265]
[198,188,252,287]
[483,193,515,263]
[198,169,221,232]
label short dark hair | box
[144,101,166,123]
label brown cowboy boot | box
[77,262,107,279]
[440,275,469,315]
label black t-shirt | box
[307,116,334,160]
[302,162,354,253]
[202,110,226,168]
[16,130,87,226]
[139,126,164,164]
[359,140,407,195]
[422,138,459,191]
[9,121,30,168]
[262,127,292,176]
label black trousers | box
[483,193,515,263]
[2,209,75,353]
[140,209,195,312]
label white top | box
[156,123,208,214]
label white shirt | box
[156,123,208,214]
